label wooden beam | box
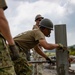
[54,24,69,75]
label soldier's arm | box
[34,45,55,65]
[34,45,48,59]
[39,39,59,50]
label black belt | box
[15,42,24,52]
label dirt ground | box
[43,68,56,75]
[43,64,56,75]
[43,63,75,75]
[32,63,56,75]
[32,63,75,75]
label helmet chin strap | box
[46,34,50,37]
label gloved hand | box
[58,43,63,49]
[57,43,67,51]
[46,57,55,65]
[9,45,20,61]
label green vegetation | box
[69,45,75,55]
[44,51,56,56]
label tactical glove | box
[58,43,63,49]
[57,43,67,50]
[9,45,20,61]
[46,57,55,65]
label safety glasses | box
[36,17,44,21]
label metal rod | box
[28,61,55,64]
[28,61,48,63]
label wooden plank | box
[54,24,69,75]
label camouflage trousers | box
[0,66,16,75]
[11,45,32,75]
[0,35,16,75]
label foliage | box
[69,45,75,55]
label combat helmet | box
[39,18,53,30]
[35,14,44,21]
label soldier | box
[33,14,44,29]
[12,18,65,75]
[0,34,17,75]
[32,14,44,75]
[0,0,20,75]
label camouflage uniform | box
[0,34,16,75]
[13,29,45,75]
[0,0,7,10]
[11,44,32,75]
[0,0,16,75]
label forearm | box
[42,43,59,50]
[46,43,59,50]
[39,39,59,50]
[34,45,48,59]
[0,9,14,45]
